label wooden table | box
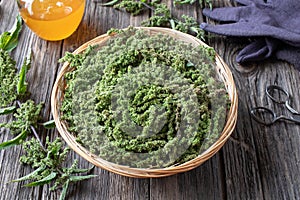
[1,0,300,199]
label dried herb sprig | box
[13,137,97,200]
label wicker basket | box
[51,27,238,178]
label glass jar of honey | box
[17,0,85,41]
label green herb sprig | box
[99,0,159,15]
[98,0,207,40]
[0,17,43,149]
[0,16,23,107]
[0,100,42,150]
[0,16,97,200]
[141,4,205,40]
[0,48,18,107]
[173,0,212,9]
[0,15,22,52]
[13,137,97,200]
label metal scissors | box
[250,85,300,126]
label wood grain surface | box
[0,0,299,199]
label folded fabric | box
[236,38,300,70]
[200,0,300,70]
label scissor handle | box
[251,106,300,125]
[266,85,290,104]
[266,85,299,114]
[250,107,276,126]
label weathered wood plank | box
[247,63,300,200]
[1,0,300,200]
[206,1,300,200]
[0,2,43,200]
[208,37,265,199]
[150,156,226,200]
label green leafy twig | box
[0,15,25,108]
[0,106,16,115]
[0,48,18,107]
[0,100,43,150]
[58,45,93,69]
[98,0,206,40]
[113,0,146,15]
[169,15,205,40]
[98,0,159,15]
[0,16,47,150]
[17,51,31,95]
[0,16,97,200]
[13,137,97,200]
[17,100,46,150]
[173,0,212,9]
[42,120,56,129]
[0,15,23,52]
[141,4,205,40]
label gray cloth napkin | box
[200,0,300,70]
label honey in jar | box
[18,0,85,41]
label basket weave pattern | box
[51,27,238,178]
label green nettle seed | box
[60,28,229,168]
[0,16,97,200]
[16,137,97,196]
[0,49,18,107]
[0,100,42,134]
[103,2,207,40]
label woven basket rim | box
[51,27,238,178]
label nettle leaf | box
[70,166,95,174]
[42,120,56,129]
[69,174,98,182]
[11,166,45,182]
[17,52,31,95]
[0,130,27,150]
[59,180,70,200]
[23,172,57,187]
[169,19,176,29]
[0,106,16,115]
[0,15,22,52]
[99,0,119,6]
